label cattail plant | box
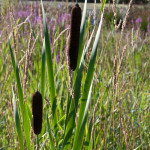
[32,91,43,135]
[68,3,81,71]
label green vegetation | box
[0,0,149,149]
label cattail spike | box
[32,91,42,135]
[68,4,82,71]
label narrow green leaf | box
[76,0,87,71]
[9,41,24,121]
[12,89,23,150]
[26,101,32,122]
[84,118,93,150]
[41,39,46,106]
[63,95,73,149]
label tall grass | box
[0,0,150,149]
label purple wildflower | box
[131,19,134,24]
[135,17,142,24]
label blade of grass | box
[12,89,23,150]
[84,118,93,150]
[26,101,32,122]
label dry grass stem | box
[112,0,117,29]
[53,27,70,46]
[121,0,134,38]
[23,29,32,100]
[38,5,43,40]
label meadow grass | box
[0,0,150,149]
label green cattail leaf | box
[12,89,23,150]
[41,39,46,106]
[9,41,24,124]
[76,0,87,71]
[26,101,32,122]
[84,118,93,150]
[73,81,93,150]
[9,41,31,150]
[63,95,73,149]
[41,0,58,145]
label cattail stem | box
[36,135,39,150]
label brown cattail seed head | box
[68,4,82,71]
[32,91,42,135]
